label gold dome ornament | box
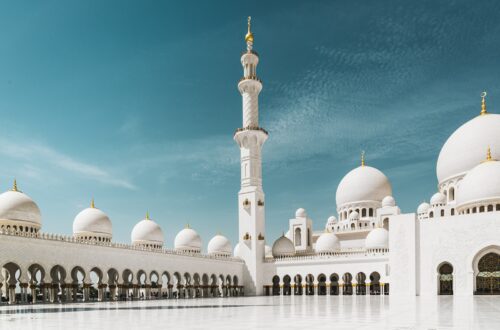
[11,179,19,192]
[245,16,254,44]
[480,91,487,116]
[361,150,365,167]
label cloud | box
[0,137,136,190]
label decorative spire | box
[185,223,191,229]
[480,91,487,115]
[12,179,18,192]
[361,150,365,167]
[245,16,254,44]
[90,198,95,208]
[486,146,494,161]
[146,211,150,220]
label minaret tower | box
[234,17,268,296]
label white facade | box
[1,19,500,305]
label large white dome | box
[0,188,41,228]
[207,234,232,256]
[73,204,112,239]
[417,202,430,214]
[131,215,164,247]
[336,165,392,208]
[456,158,500,210]
[437,113,500,184]
[315,231,340,253]
[174,226,202,252]
[365,228,389,250]
[272,235,295,257]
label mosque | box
[1,18,499,304]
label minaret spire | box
[245,16,254,51]
[90,198,95,208]
[361,151,365,167]
[480,91,487,115]
[12,179,18,192]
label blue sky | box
[0,0,499,248]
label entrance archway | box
[475,252,500,295]
[329,273,339,295]
[283,275,291,295]
[438,263,453,295]
[272,275,280,295]
[317,274,327,295]
[293,274,303,295]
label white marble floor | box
[1,295,500,329]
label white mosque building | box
[1,18,499,304]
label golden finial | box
[245,16,254,43]
[12,179,18,192]
[480,91,487,115]
[146,211,150,220]
[185,223,191,229]
[361,150,365,167]
[486,147,492,161]
[90,198,95,208]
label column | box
[30,284,37,303]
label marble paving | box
[1,295,500,329]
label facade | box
[1,18,500,305]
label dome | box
[295,208,307,218]
[365,228,389,250]
[336,165,392,208]
[207,234,232,256]
[349,211,360,221]
[272,235,295,257]
[430,192,446,206]
[437,113,500,184]
[456,158,500,209]
[131,215,164,247]
[73,203,112,239]
[233,243,242,258]
[174,226,202,252]
[265,245,272,257]
[0,187,41,228]
[315,231,340,253]
[325,216,337,229]
[417,202,430,214]
[382,195,396,207]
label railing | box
[234,126,269,136]
[238,76,262,83]
[0,229,244,263]
[265,248,389,262]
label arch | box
[305,274,314,295]
[3,262,22,304]
[369,272,381,295]
[232,275,238,287]
[356,272,366,295]
[70,266,86,302]
[475,251,500,295]
[382,218,389,230]
[437,262,453,295]
[282,275,291,296]
[293,274,303,295]
[317,273,327,295]
[329,273,339,295]
[294,227,302,246]
[210,274,219,297]
[448,187,455,201]
[27,263,46,303]
[160,271,171,298]
[272,275,280,295]
[342,273,353,295]
[49,265,67,303]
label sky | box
[0,0,499,249]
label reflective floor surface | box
[1,295,500,329]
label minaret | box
[234,17,268,296]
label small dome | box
[272,235,295,257]
[265,245,272,258]
[73,204,112,239]
[0,188,41,228]
[233,243,242,258]
[437,113,500,184]
[349,211,360,221]
[382,195,396,207]
[417,202,430,214]
[174,226,202,252]
[430,192,446,206]
[456,158,500,209]
[315,231,340,253]
[295,208,307,218]
[131,215,164,247]
[366,228,389,250]
[325,216,337,229]
[336,165,392,208]
[207,234,232,256]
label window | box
[451,209,455,216]
[362,209,366,217]
[479,206,485,213]
[294,228,301,246]
[448,187,455,201]
[429,211,434,218]
[369,208,374,217]
[440,210,445,217]
[487,205,493,212]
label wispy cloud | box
[0,137,136,190]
